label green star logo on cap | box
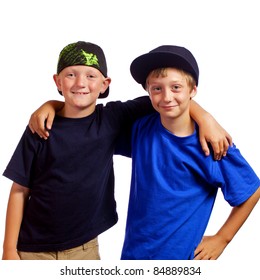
[82,50,99,67]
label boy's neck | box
[57,103,96,118]
[160,115,195,137]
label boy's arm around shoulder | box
[28,96,153,140]
[194,186,260,260]
[28,100,64,139]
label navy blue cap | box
[130,45,199,88]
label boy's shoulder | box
[135,112,159,125]
[132,113,160,137]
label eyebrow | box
[149,78,184,84]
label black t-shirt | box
[3,97,154,252]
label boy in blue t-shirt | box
[120,45,260,260]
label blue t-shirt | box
[121,113,259,260]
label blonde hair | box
[146,68,196,91]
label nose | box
[75,75,87,88]
[163,89,173,102]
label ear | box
[100,77,111,94]
[190,86,197,99]
[53,74,61,91]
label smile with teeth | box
[72,91,89,95]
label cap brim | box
[98,87,109,99]
[130,52,198,88]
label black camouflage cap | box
[57,41,109,98]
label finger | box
[45,113,55,130]
[194,249,209,260]
[201,254,210,260]
[215,141,224,160]
[34,117,49,139]
[42,131,49,140]
[34,128,43,139]
[194,251,203,260]
[28,122,35,134]
[34,126,48,140]
[226,132,233,146]
[37,116,47,133]
[210,141,220,160]
[38,129,49,140]
[222,138,230,157]
[193,246,203,260]
[200,138,210,156]
[214,153,221,161]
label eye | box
[172,85,181,91]
[86,74,95,79]
[151,86,161,92]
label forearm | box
[3,183,29,253]
[216,187,260,244]
[35,100,64,114]
[47,100,64,112]
[190,100,211,125]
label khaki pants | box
[18,237,100,260]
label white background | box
[0,0,259,277]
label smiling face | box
[146,68,197,127]
[53,65,111,118]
